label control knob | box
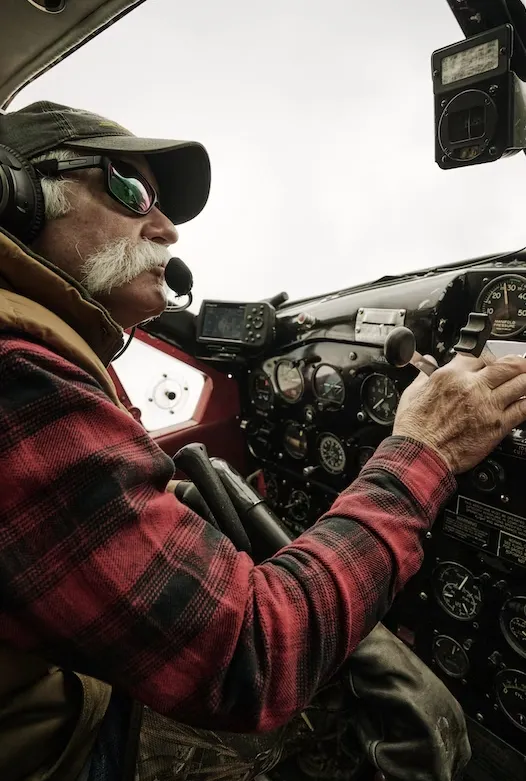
[471,459,505,493]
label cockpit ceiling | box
[0,0,146,110]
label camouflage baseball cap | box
[0,100,211,225]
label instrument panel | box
[244,341,412,506]
[239,267,526,774]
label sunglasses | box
[34,155,160,216]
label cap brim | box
[65,135,211,225]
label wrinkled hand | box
[393,353,526,474]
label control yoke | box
[173,442,292,561]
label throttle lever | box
[453,312,493,359]
[384,326,438,376]
[173,443,252,554]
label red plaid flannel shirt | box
[0,335,455,731]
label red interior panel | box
[109,330,248,475]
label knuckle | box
[499,355,526,371]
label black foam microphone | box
[165,257,193,296]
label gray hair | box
[31,148,86,220]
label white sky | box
[11,0,526,309]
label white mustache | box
[80,238,171,295]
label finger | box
[443,352,486,373]
[494,373,526,408]
[405,368,430,390]
[503,397,526,431]
[423,354,438,367]
[480,355,526,389]
[415,353,439,375]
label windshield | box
[11,0,526,309]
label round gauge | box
[283,421,308,460]
[265,474,279,507]
[500,596,526,660]
[247,431,270,460]
[495,669,526,732]
[433,562,483,621]
[275,360,304,403]
[249,370,274,411]
[361,374,400,425]
[432,635,470,679]
[318,433,347,475]
[358,445,376,468]
[477,274,526,337]
[245,419,273,460]
[287,489,310,523]
[313,364,345,407]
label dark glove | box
[346,623,471,781]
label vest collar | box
[0,229,123,366]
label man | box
[0,100,526,781]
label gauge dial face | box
[433,562,483,621]
[275,360,304,403]
[477,275,526,337]
[362,374,399,425]
[287,489,310,523]
[313,365,345,407]
[249,370,274,411]
[432,635,470,679]
[247,430,270,460]
[246,419,273,460]
[283,421,308,460]
[318,433,346,474]
[500,596,526,660]
[495,669,526,732]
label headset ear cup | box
[0,144,45,244]
[21,157,45,243]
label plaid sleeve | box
[0,336,456,732]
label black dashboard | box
[236,262,526,780]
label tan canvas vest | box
[0,229,130,780]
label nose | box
[142,206,179,245]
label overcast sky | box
[11,0,526,308]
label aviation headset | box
[0,142,46,245]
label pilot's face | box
[32,154,179,330]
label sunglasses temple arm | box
[34,155,104,176]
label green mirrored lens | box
[108,163,153,213]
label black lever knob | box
[453,312,492,358]
[384,326,416,368]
